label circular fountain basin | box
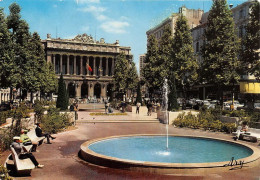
[80,134,260,174]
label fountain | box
[80,134,260,174]
[79,80,260,174]
[163,79,169,150]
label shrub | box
[0,164,12,180]
[209,120,223,132]
[34,100,46,123]
[56,74,69,111]
[0,111,9,126]
[41,106,71,134]
[222,123,236,133]
[200,119,209,130]
[229,110,247,117]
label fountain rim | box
[80,134,260,168]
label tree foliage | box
[201,0,240,102]
[240,0,260,80]
[168,72,179,111]
[142,35,160,93]
[113,53,129,93]
[136,82,142,104]
[56,74,69,110]
[126,60,138,91]
[171,15,198,91]
[0,3,57,100]
[0,8,14,88]
[158,25,173,83]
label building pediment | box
[73,33,95,43]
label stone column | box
[67,55,69,75]
[80,56,83,75]
[87,57,89,76]
[74,55,76,75]
[88,82,94,97]
[112,58,115,75]
[101,83,107,98]
[47,53,52,63]
[53,55,56,72]
[75,82,82,98]
[106,57,108,76]
[99,57,102,76]
[60,54,62,74]
[93,57,96,76]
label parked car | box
[224,101,244,110]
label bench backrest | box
[27,129,38,140]
[10,146,35,171]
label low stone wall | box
[157,110,199,125]
[220,116,241,126]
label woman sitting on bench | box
[20,129,38,152]
[35,123,56,144]
[11,136,44,168]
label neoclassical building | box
[42,34,132,100]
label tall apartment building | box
[191,0,259,99]
[139,54,148,97]
[146,6,204,41]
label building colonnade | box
[47,54,115,77]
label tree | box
[171,15,198,98]
[126,60,138,98]
[113,53,129,94]
[136,82,142,104]
[240,0,260,80]
[7,3,32,100]
[0,8,14,88]
[168,72,179,111]
[201,0,240,104]
[41,62,58,97]
[158,25,173,85]
[142,35,160,95]
[56,74,69,110]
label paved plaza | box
[2,108,260,180]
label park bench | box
[27,129,45,145]
[10,146,35,175]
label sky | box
[0,0,248,73]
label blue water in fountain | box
[89,136,253,163]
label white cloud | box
[100,21,129,34]
[76,0,100,4]
[78,5,108,21]
[53,4,58,8]
[79,5,106,13]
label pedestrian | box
[104,100,108,114]
[136,102,141,114]
[74,103,78,120]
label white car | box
[224,101,244,110]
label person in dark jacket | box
[35,123,56,144]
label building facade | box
[146,6,204,41]
[191,0,259,100]
[0,88,10,104]
[42,33,132,100]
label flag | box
[86,64,92,72]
